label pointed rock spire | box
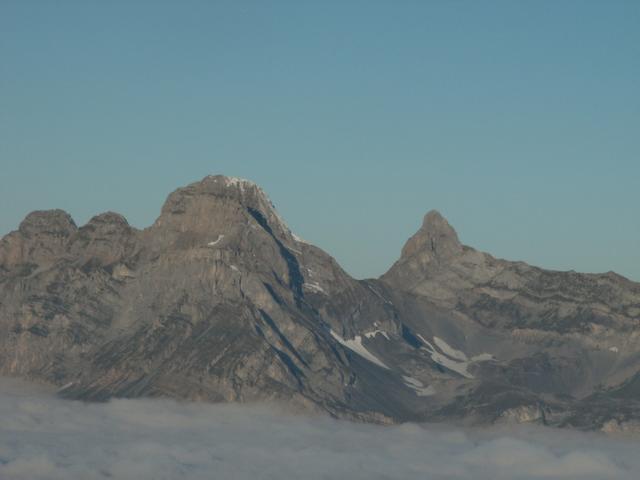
[400,210,462,261]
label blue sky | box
[1,1,638,280]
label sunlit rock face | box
[1,174,639,429]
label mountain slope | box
[380,210,640,427]
[1,176,639,430]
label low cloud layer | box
[1,378,638,480]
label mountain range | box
[1,175,639,432]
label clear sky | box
[1,0,638,280]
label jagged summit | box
[401,210,463,260]
[159,175,262,212]
[165,175,268,203]
[154,175,293,239]
[2,176,640,431]
[380,209,464,293]
[421,209,452,232]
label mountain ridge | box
[1,175,639,431]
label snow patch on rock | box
[215,176,294,240]
[402,375,436,396]
[57,382,74,393]
[304,282,326,294]
[208,235,224,246]
[330,330,390,370]
[292,233,310,244]
[416,334,492,380]
[221,176,256,192]
[434,336,468,361]
[364,330,391,340]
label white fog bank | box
[0,378,638,480]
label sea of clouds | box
[0,377,639,480]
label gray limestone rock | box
[1,175,639,430]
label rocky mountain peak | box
[18,209,77,238]
[67,212,137,266]
[160,175,267,212]
[400,210,462,260]
[0,210,78,270]
[2,178,640,431]
[141,175,302,265]
[154,175,290,237]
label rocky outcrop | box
[0,176,410,422]
[0,210,77,271]
[1,175,639,430]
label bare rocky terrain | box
[1,175,639,431]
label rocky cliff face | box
[1,175,639,430]
[380,210,640,429]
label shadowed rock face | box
[1,175,639,431]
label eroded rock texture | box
[1,175,639,430]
